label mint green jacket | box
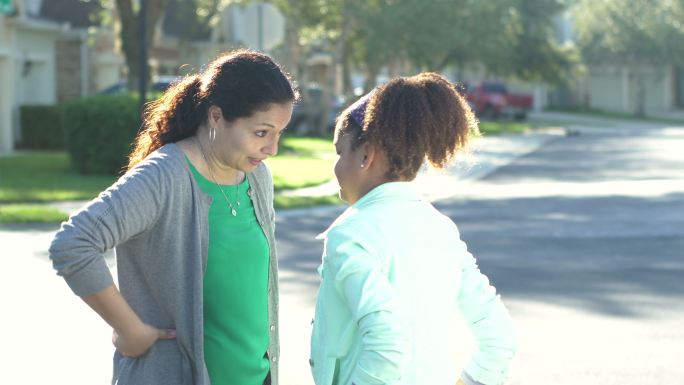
[310,182,516,385]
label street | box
[2,118,683,384]
[276,121,684,384]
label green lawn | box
[275,194,342,209]
[270,135,336,191]
[545,107,684,125]
[478,120,530,135]
[4,123,548,223]
[0,136,338,223]
[0,204,69,224]
[0,152,115,203]
[0,136,336,204]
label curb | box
[276,129,566,217]
[39,130,566,219]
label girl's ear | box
[360,141,384,172]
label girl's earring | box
[210,126,216,142]
[360,163,365,168]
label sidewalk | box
[531,110,684,129]
[280,127,567,203]
[42,128,567,218]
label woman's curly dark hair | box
[127,49,298,170]
[336,72,478,181]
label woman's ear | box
[208,105,223,126]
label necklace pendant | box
[231,207,237,216]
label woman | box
[310,73,517,385]
[49,49,297,385]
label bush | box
[63,94,141,175]
[20,105,65,149]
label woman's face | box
[333,130,366,204]
[211,102,293,173]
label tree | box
[573,0,684,116]
[492,0,579,85]
[114,0,171,87]
[288,0,578,93]
[105,0,229,87]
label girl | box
[310,73,517,385]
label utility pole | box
[138,0,148,116]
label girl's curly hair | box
[336,72,478,180]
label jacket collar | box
[316,182,421,240]
[352,181,422,210]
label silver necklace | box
[196,138,241,216]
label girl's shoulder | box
[325,208,382,248]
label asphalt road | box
[2,118,682,385]
[276,122,684,385]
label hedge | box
[62,94,141,175]
[19,105,65,149]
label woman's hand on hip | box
[113,323,176,357]
[81,284,176,358]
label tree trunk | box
[341,42,353,99]
[282,14,302,83]
[634,69,646,118]
[339,22,354,100]
[363,62,379,93]
[115,0,170,89]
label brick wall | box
[56,39,82,103]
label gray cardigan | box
[49,143,280,385]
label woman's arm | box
[50,157,173,356]
[83,284,176,357]
[49,161,165,297]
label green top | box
[186,158,270,385]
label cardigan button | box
[270,324,275,332]
[309,358,314,366]
[271,356,277,363]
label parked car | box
[465,82,533,120]
[288,86,345,134]
[97,75,181,95]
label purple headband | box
[348,90,375,128]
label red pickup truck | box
[465,82,533,120]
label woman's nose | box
[264,138,278,156]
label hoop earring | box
[210,126,216,142]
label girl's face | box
[333,130,367,204]
[211,102,293,174]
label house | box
[0,0,115,154]
[547,10,684,115]
[0,0,63,153]
[0,0,292,155]
[0,0,213,155]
